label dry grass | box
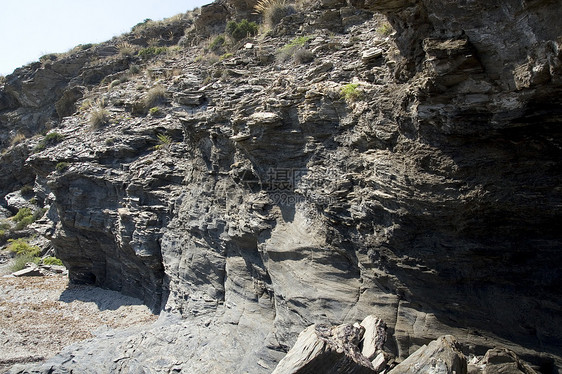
[117,42,137,57]
[90,108,110,128]
[144,85,167,108]
[10,133,26,147]
[254,0,295,30]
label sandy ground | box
[0,271,158,372]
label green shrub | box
[42,256,63,266]
[33,132,64,152]
[90,108,110,128]
[55,162,70,172]
[10,253,41,272]
[254,0,295,29]
[15,216,34,230]
[376,23,393,36]
[132,18,153,32]
[33,208,47,221]
[11,207,46,230]
[7,238,41,257]
[226,19,258,42]
[13,208,33,223]
[340,83,362,102]
[154,133,172,150]
[20,185,34,196]
[129,64,141,74]
[277,35,313,62]
[138,46,168,59]
[219,52,233,61]
[285,35,313,49]
[148,107,162,116]
[209,35,226,52]
[13,207,33,230]
[44,132,64,144]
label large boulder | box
[272,322,376,374]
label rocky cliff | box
[1,0,561,372]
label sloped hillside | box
[1,0,561,372]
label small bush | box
[144,86,167,108]
[40,53,58,63]
[293,48,314,64]
[118,42,137,57]
[195,53,219,66]
[33,132,64,152]
[11,207,46,230]
[33,208,47,221]
[7,238,41,257]
[209,35,226,52]
[277,35,313,62]
[11,253,41,272]
[42,256,63,266]
[226,19,258,42]
[376,23,393,36]
[10,133,26,147]
[254,0,295,30]
[219,52,233,61]
[90,108,110,128]
[16,216,34,230]
[13,208,33,223]
[285,35,313,49]
[148,107,162,116]
[20,185,34,196]
[138,46,168,59]
[13,208,33,230]
[132,18,153,33]
[129,64,141,74]
[55,162,70,172]
[44,132,64,144]
[340,83,362,102]
[154,133,172,150]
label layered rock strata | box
[1,0,561,372]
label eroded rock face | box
[2,0,562,372]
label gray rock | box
[479,348,539,374]
[360,315,387,360]
[1,0,561,373]
[4,191,32,213]
[13,264,43,277]
[272,323,376,374]
[388,335,467,374]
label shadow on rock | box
[59,284,144,311]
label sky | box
[0,0,212,76]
